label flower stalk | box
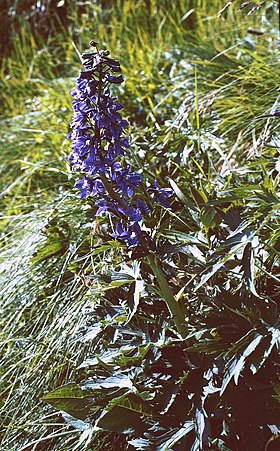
[69,41,188,338]
[147,254,188,339]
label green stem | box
[147,254,188,339]
[99,172,128,210]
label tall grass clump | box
[0,1,279,450]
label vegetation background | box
[0,1,279,450]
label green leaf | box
[42,383,90,420]
[78,323,102,342]
[62,413,91,431]
[91,240,121,255]
[190,437,200,451]
[221,333,264,394]
[157,421,194,451]
[31,236,68,263]
[196,408,206,450]
[241,242,260,297]
[273,384,280,402]
[200,206,221,230]
[126,279,145,324]
[31,221,70,263]
[195,232,254,291]
[194,255,232,291]
[110,271,135,287]
[163,229,208,248]
[214,207,242,230]
[249,328,280,374]
[190,187,208,205]
[78,349,121,369]
[128,437,152,449]
[97,393,151,434]
[83,374,134,391]
[168,178,197,211]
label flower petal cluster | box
[69,42,173,248]
[148,181,174,208]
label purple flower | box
[105,74,124,84]
[136,199,149,216]
[112,223,143,247]
[95,197,115,215]
[75,177,104,199]
[69,42,174,249]
[148,180,173,208]
[123,207,142,223]
[111,163,141,198]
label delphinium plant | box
[67,40,188,339]
[44,41,280,451]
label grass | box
[0,0,279,449]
